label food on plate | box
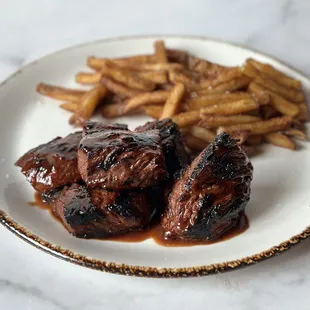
[161,132,253,241]
[35,39,308,153]
[15,132,82,194]
[16,119,253,244]
[78,123,167,190]
[51,184,155,238]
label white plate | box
[1,36,309,278]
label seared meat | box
[83,121,128,136]
[52,184,154,238]
[135,119,189,178]
[161,132,253,241]
[15,132,82,194]
[78,128,167,190]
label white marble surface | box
[1,0,310,309]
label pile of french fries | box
[36,40,308,154]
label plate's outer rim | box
[1,35,310,278]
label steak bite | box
[83,121,128,136]
[135,119,189,178]
[161,132,253,241]
[52,184,154,238]
[78,128,167,190]
[15,132,82,194]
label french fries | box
[36,83,86,101]
[36,39,308,155]
[220,116,292,136]
[154,40,168,63]
[160,83,185,119]
[265,132,296,150]
[124,91,170,112]
[200,98,259,116]
[199,115,261,128]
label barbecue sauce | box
[29,193,248,247]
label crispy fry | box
[172,110,201,128]
[73,85,107,126]
[100,63,155,91]
[101,77,143,98]
[166,48,189,65]
[247,59,302,90]
[265,132,296,150]
[187,92,252,110]
[199,75,251,94]
[199,115,261,128]
[230,131,249,145]
[124,91,170,112]
[248,82,299,116]
[187,56,227,76]
[101,102,126,118]
[75,72,102,84]
[169,70,199,89]
[284,128,307,141]
[183,134,207,151]
[248,82,270,105]
[220,116,292,135]
[160,83,185,119]
[200,98,259,116]
[36,83,86,101]
[261,105,279,119]
[60,102,78,112]
[189,126,216,143]
[242,62,304,102]
[136,71,168,84]
[144,104,163,119]
[297,102,309,121]
[246,135,263,146]
[154,40,168,63]
[87,55,156,70]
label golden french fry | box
[60,102,78,112]
[248,82,270,105]
[160,83,185,119]
[172,110,201,128]
[297,102,309,121]
[87,55,156,70]
[100,63,155,91]
[199,75,251,94]
[36,83,86,101]
[220,116,292,135]
[265,132,296,150]
[136,71,168,84]
[101,77,143,98]
[242,62,303,102]
[199,115,261,128]
[230,131,249,145]
[124,91,170,112]
[187,92,252,110]
[200,67,244,88]
[75,72,102,84]
[144,104,163,119]
[247,59,302,90]
[189,126,216,143]
[101,102,127,118]
[73,85,108,125]
[246,135,263,146]
[248,82,299,116]
[284,128,307,141]
[154,40,168,63]
[183,134,207,151]
[169,70,199,89]
[187,56,227,76]
[200,98,259,116]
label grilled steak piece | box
[161,132,253,241]
[52,184,154,238]
[83,121,128,136]
[15,132,82,194]
[78,127,167,190]
[135,119,189,178]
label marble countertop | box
[1,0,310,309]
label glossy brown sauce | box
[29,193,249,247]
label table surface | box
[1,0,310,309]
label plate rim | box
[1,34,310,278]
